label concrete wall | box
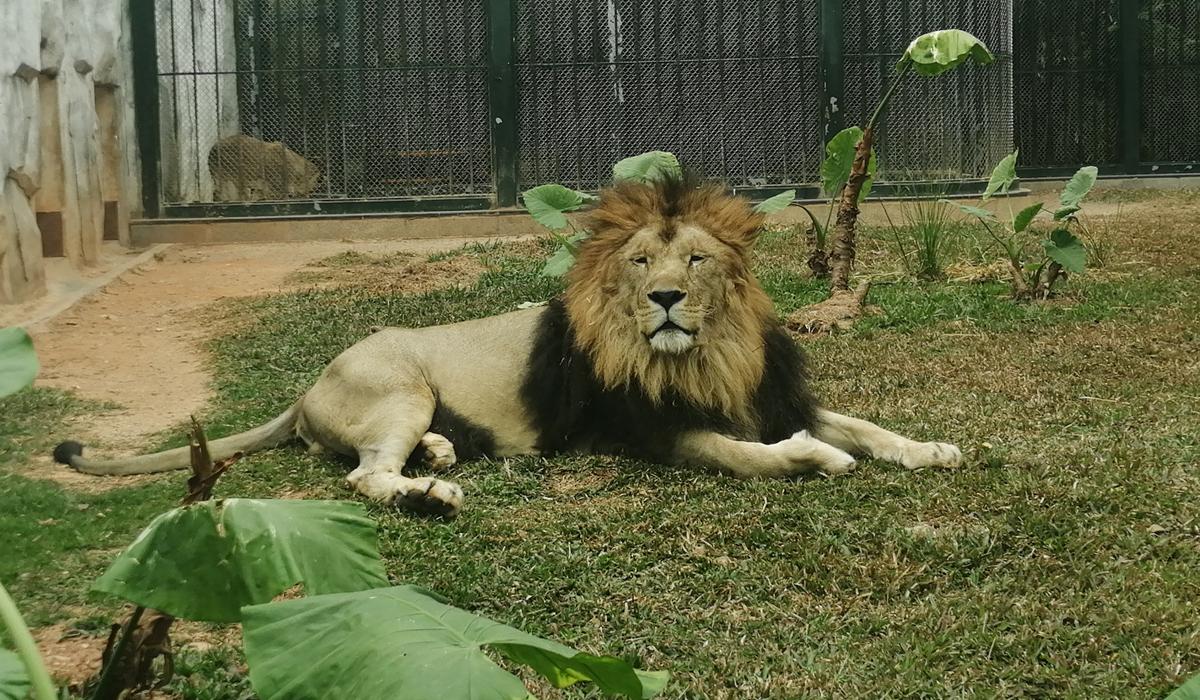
[0,0,139,304]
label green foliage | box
[821,127,876,202]
[539,230,589,278]
[947,154,1097,298]
[243,585,668,700]
[0,328,38,399]
[612,151,681,183]
[1168,672,1200,700]
[93,499,388,622]
[752,190,796,214]
[521,184,594,231]
[0,649,29,700]
[1012,202,1043,233]
[1054,165,1099,219]
[530,150,684,278]
[982,150,1018,201]
[884,196,961,281]
[900,29,995,76]
[946,202,998,222]
[1043,228,1086,273]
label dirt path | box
[24,237,516,479]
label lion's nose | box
[648,289,687,310]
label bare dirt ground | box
[19,236,524,490]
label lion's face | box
[563,174,777,421]
[613,223,742,354]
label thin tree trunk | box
[829,127,875,292]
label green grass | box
[3,199,1200,697]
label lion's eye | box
[632,256,648,266]
[689,254,706,265]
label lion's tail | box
[53,401,303,476]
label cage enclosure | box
[141,0,1016,214]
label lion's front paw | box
[778,431,857,477]
[394,477,464,518]
[900,441,962,470]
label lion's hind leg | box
[349,446,465,518]
[814,409,962,469]
[340,404,464,517]
[413,432,457,471]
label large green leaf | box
[521,184,593,231]
[93,499,388,622]
[752,190,796,214]
[0,649,29,700]
[539,230,590,278]
[900,29,995,76]
[982,150,1018,201]
[242,585,669,700]
[0,328,38,399]
[612,151,681,183]
[1168,671,1200,699]
[820,128,876,202]
[1054,165,1099,219]
[1042,228,1086,273]
[941,199,997,222]
[1012,202,1043,233]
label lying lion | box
[54,175,960,517]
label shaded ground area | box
[2,190,1199,698]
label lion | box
[54,174,961,517]
[208,134,320,202]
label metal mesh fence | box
[1012,0,1121,169]
[1141,0,1200,164]
[145,0,1200,213]
[1015,0,1200,171]
[842,0,1014,183]
[513,0,824,192]
[156,0,491,204]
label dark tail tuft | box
[53,441,84,466]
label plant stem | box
[0,581,57,700]
[867,60,913,133]
[91,605,146,700]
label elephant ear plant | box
[944,151,1098,300]
[789,28,995,332]
[86,481,668,699]
[0,328,56,700]
[525,150,794,278]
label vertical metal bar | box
[487,0,519,206]
[131,0,162,218]
[252,0,267,138]
[419,0,433,196]
[189,0,202,199]
[1119,0,1141,172]
[819,0,844,143]
[441,3,454,191]
[317,0,331,196]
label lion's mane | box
[563,174,777,429]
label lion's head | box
[564,173,777,424]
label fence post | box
[1119,0,1141,173]
[819,0,845,145]
[487,0,519,207]
[130,0,161,218]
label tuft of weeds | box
[880,189,963,281]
